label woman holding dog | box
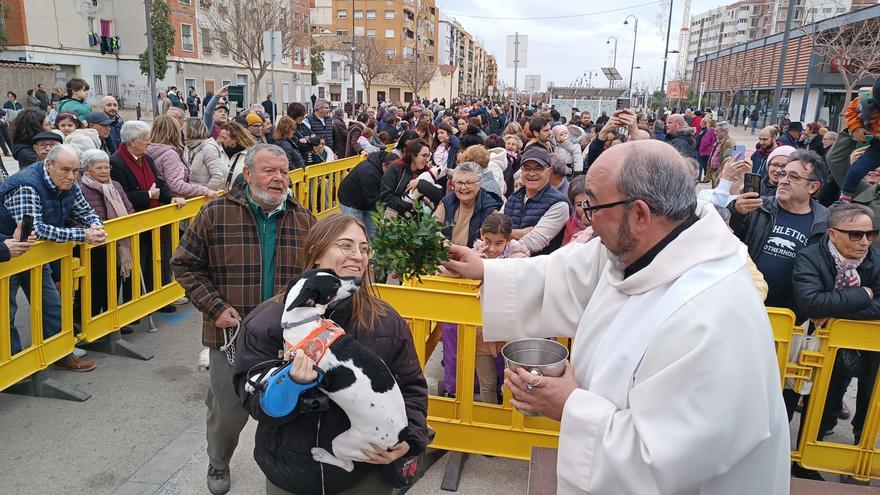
[232,213,429,495]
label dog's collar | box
[281,314,322,329]
[284,318,346,364]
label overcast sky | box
[437,0,721,93]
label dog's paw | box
[196,347,210,371]
[311,448,354,472]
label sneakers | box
[207,465,230,494]
[197,347,210,371]
[174,296,189,305]
[53,356,97,372]
[72,346,87,358]
[157,304,177,313]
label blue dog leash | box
[250,361,326,418]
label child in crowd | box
[838,77,880,202]
[356,126,380,154]
[563,178,590,245]
[470,213,527,404]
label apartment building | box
[310,0,439,64]
[436,13,493,98]
[1,0,311,113]
[683,0,875,83]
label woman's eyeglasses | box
[334,240,373,259]
[831,228,879,242]
[453,179,478,189]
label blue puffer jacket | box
[0,161,78,237]
[504,183,569,256]
[440,188,502,248]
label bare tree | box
[350,38,393,106]
[394,62,438,100]
[720,53,761,123]
[205,0,306,102]
[807,15,880,120]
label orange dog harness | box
[284,319,346,363]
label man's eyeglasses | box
[334,240,373,259]
[580,198,636,221]
[831,228,879,242]
[777,171,818,184]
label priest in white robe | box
[443,140,791,495]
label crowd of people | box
[3,72,880,493]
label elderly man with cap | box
[100,95,124,149]
[780,121,805,149]
[30,131,63,162]
[85,111,117,154]
[504,147,570,256]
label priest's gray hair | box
[120,120,151,144]
[617,150,697,222]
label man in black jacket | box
[730,149,830,320]
[793,203,880,447]
[306,99,334,151]
[338,151,394,239]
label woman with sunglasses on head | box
[792,203,880,468]
[231,213,428,495]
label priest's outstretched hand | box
[504,362,578,422]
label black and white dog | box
[275,269,408,472]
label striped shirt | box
[3,169,102,242]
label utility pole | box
[625,16,639,98]
[413,0,420,102]
[351,0,356,105]
[660,0,674,104]
[769,0,796,126]
[144,0,158,117]
[512,32,520,122]
[270,31,276,108]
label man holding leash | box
[172,143,315,494]
[444,140,791,494]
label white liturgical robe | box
[482,201,790,495]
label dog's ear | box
[286,280,318,310]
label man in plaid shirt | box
[172,143,315,494]
[0,144,108,371]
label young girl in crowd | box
[356,126,380,154]
[468,213,527,404]
[562,178,590,245]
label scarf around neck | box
[80,174,133,279]
[828,238,864,289]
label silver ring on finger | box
[526,374,544,392]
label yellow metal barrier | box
[298,155,363,219]
[0,241,76,390]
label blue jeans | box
[9,265,62,354]
[339,204,376,240]
[841,139,880,197]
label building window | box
[100,19,113,37]
[385,29,394,38]
[367,29,376,37]
[337,29,348,36]
[318,86,326,99]
[354,10,363,19]
[179,0,191,4]
[385,10,395,19]
[219,31,229,55]
[93,75,104,96]
[181,24,194,52]
[201,27,212,54]
[106,75,119,97]
[367,10,376,19]
[404,47,414,60]
[385,48,395,59]
[337,9,347,19]
[354,26,364,36]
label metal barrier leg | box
[440,451,468,492]
[3,369,90,402]
[139,273,158,333]
[80,331,154,361]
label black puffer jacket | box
[793,235,880,320]
[338,150,390,211]
[232,296,428,495]
[729,196,827,261]
[665,130,696,157]
[380,163,444,215]
[12,143,38,170]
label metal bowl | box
[501,338,569,378]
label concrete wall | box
[0,65,58,109]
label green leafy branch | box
[371,207,449,282]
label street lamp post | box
[606,36,618,69]
[624,15,638,98]
[660,0,674,102]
